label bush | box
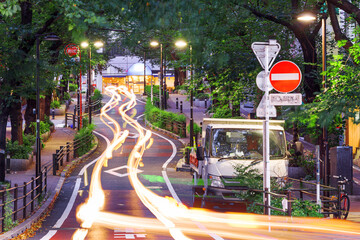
[212,106,232,118]
[145,99,186,137]
[234,163,323,217]
[6,134,35,159]
[74,124,95,157]
[69,83,78,92]
[50,100,61,109]
[195,92,209,100]
[30,120,50,135]
[187,122,202,136]
[91,89,103,102]
[63,92,71,101]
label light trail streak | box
[72,86,360,240]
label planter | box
[41,130,51,142]
[53,104,66,115]
[288,166,306,179]
[7,153,33,171]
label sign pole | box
[264,45,271,215]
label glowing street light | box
[80,40,104,124]
[175,40,194,147]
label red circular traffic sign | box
[64,44,79,57]
[269,60,302,93]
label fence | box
[65,99,102,129]
[147,113,186,138]
[251,177,342,217]
[0,168,47,233]
[49,132,94,176]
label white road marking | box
[40,131,110,240]
[271,73,299,80]
[105,165,143,177]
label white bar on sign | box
[271,73,299,80]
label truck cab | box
[190,118,288,209]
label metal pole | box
[79,47,83,129]
[159,44,163,110]
[88,46,92,124]
[190,45,194,147]
[164,52,167,109]
[144,51,146,95]
[316,145,321,206]
[151,76,153,104]
[322,17,329,186]
[263,44,270,215]
[36,37,41,181]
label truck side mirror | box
[196,146,204,161]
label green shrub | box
[234,163,323,217]
[212,106,232,118]
[44,115,54,127]
[74,124,95,157]
[63,92,71,101]
[30,121,50,135]
[50,100,61,109]
[195,92,209,100]
[6,133,35,159]
[91,89,103,102]
[187,122,202,135]
[69,83,78,92]
[145,99,186,137]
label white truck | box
[190,118,289,209]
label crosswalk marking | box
[114,228,146,239]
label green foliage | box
[212,106,232,118]
[234,163,323,217]
[30,121,50,135]
[63,92,71,101]
[44,114,54,127]
[50,100,61,109]
[74,124,95,157]
[187,122,201,136]
[6,140,32,159]
[145,98,186,137]
[91,89,103,102]
[195,92,209,100]
[69,83,78,92]
[4,190,18,231]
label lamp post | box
[175,40,194,147]
[150,41,163,109]
[35,34,60,187]
[297,11,329,185]
[80,41,104,125]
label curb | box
[144,119,184,144]
[1,133,99,239]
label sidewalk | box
[2,99,78,239]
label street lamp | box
[35,33,60,188]
[175,40,194,147]
[297,11,329,185]
[150,41,163,109]
[80,41,104,125]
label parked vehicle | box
[190,118,288,209]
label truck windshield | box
[211,129,286,160]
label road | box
[30,86,360,240]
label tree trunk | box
[24,98,36,134]
[45,93,51,118]
[40,97,46,121]
[175,67,186,86]
[10,97,23,144]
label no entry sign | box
[269,60,301,93]
[64,43,79,57]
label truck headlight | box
[209,175,224,188]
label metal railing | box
[65,99,102,129]
[49,132,94,176]
[0,168,47,233]
[147,114,186,138]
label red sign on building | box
[269,60,302,93]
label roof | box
[127,63,152,76]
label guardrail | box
[0,168,47,233]
[65,99,102,129]
[49,132,94,176]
